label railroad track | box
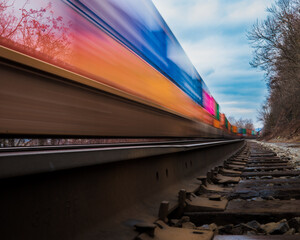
[0,139,244,240]
[136,141,300,239]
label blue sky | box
[152,0,275,128]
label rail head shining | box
[0,139,243,179]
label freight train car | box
[0,0,256,138]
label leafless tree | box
[0,0,72,62]
[248,0,300,138]
[228,116,255,130]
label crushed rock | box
[253,140,300,168]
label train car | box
[0,0,254,138]
[232,126,238,134]
[0,0,206,124]
[215,101,220,121]
[220,114,225,129]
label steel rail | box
[0,139,242,179]
[0,138,225,152]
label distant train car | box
[232,126,238,134]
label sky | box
[152,0,275,128]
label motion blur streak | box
[0,0,211,121]
[0,0,257,136]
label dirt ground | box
[262,120,300,142]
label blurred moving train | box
[0,0,256,137]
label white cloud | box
[153,0,274,29]
[179,35,250,75]
[224,107,255,114]
[221,101,248,105]
[225,0,274,23]
[186,1,220,26]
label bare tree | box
[0,0,72,62]
[248,0,300,138]
[228,116,255,130]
